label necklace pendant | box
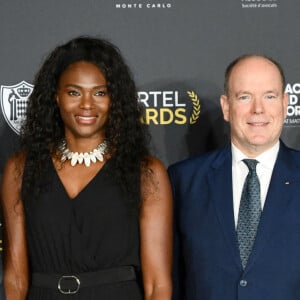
[90,153,97,163]
[83,153,91,167]
[59,140,108,167]
[95,151,104,162]
[71,152,79,166]
[78,154,84,164]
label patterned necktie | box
[237,159,261,269]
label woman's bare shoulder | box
[2,152,26,189]
[144,155,167,174]
[141,155,171,202]
[4,151,25,167]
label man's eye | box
[238,95,250,101]
[265,94,276,100]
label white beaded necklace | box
[58,139,108,167]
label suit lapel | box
[244,144,299,272]
[208,145,242,270]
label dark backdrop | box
[1,0,299,297]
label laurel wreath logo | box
[187,90,201,124]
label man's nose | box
[252,98,264,114]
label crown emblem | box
[17,84,31,97]
[0,81,34,135]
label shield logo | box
[0,81,33,134]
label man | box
[169,55,300,299]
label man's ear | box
[283,92,289,119]
[220,95,230,122]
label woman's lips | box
[75,115,97,124]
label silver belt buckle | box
[58,275,80,294]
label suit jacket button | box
[240,280,247,287]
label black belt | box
[31,266,137,295]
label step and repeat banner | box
[0,0,300,295]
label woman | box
[1,36,172,299]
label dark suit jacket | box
[168,142,300,300]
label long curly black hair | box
[21,36,150,206]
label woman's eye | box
[95,90,106,96]
[68,90,80,96]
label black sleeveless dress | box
[23,157,143,299]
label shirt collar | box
[231,141,279,170]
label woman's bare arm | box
[140,157,173,300]
[1,155,29,299]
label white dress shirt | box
[231,142,279,227]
